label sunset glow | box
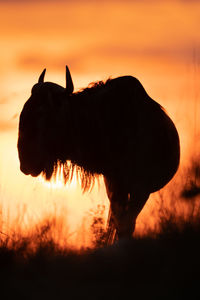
[0,0,200,248]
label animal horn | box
[38,69,46,83]
[66,66,74,94]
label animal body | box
[18,66,180,242]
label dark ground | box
[1,220,200,300]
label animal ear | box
[38,69,46,83]
[66,66,74,94]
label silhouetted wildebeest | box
[18,66,180,242]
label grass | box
[1,199,200,299]
[1,212,200,299]
[1,155,200,299]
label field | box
[1,214,200,299]
[1,156,200,300]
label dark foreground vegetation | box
[1,155,200,300]
[1,214,200,300]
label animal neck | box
[48,96,82,168]
[58,93,101,173]
[62,96,86,166]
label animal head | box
[18,66,74,179]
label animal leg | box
[104,177,150,239]
[111,190,150,239]
[104,177,132,240]
[105,207,117,245]
[127,190,150,234]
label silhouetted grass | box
[1,154,200,299]
[1,195,200,300]
[181,155,200,198]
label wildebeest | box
[18,66,180,242]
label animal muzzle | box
[20,164,30,175]
[20,164,42,177]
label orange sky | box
[0,0,200,247]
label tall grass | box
[1,150,200,299]
[1,153,200,255]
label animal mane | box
[39,80,113,191]
[46,79,111,192]
[75,78,111,96]
[42,159,99,193]
[61,160,99,192]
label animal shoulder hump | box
[110,75,144,89]
[110,76,148,100]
